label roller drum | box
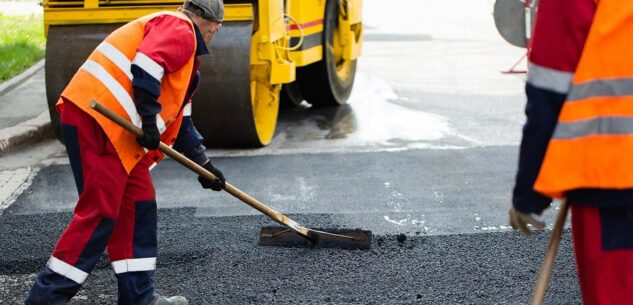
[45,24,122,140]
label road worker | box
[510,0,633,303]
[25,0,226,304]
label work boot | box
[151,295,188,305]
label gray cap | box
[184,0,224,22]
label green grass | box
[0,13,45,83]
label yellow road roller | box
[43,0,363,146]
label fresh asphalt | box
[0,211,580,305]
[0,147,580,304]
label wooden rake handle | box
[89,101,314,239]
[530,199,570,305]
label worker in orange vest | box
[510,0,633,303]
[25,1,224,304]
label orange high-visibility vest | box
[58,11,196,173]
[534,0,633,198]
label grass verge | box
[0,13,45,83]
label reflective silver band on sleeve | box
[132,52,165,82]
[527,62,573,94]
[183,103,192,116]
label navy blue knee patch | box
[74,217,116,272]
[600,206,633,250]
[62,124,84,195]
[134,200,158,258]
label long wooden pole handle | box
[530,199,570,305]
[89,101,312,237]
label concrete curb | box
[0,112,53,155]
[0,60,52,154]
[0,60,45,97]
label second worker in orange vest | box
[25,1,224,305]
[510,0,633,303]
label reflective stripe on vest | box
[534,0,633,198]
[93,41,167,133]
[96,42,133,80]
[553,117,633,139]
[567,77,633,102]
[81,59,143,129]
[59,11,195,173]
[527,62,573,94]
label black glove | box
[136,123,161,150]
[198,161,225,191]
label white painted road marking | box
[0,167,37,216]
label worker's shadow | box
[278,103,358,140]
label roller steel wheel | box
[45,24,121,141]
[298,0,357,107]
[193,21,280,147]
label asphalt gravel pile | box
[0,208,581,304]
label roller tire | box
[298,0,357,107]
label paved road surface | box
[0,1,582,304]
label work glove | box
[198,161,226,191]
[508,206,546,236]
[136,123,161,150]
